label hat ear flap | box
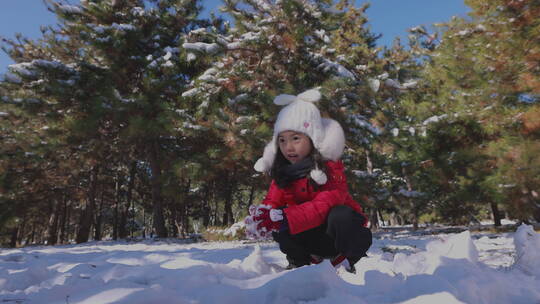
[310,168,328,185]
[254,138,277,173]
[318,118,345,161]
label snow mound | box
[393,231,478,276]
[512,223,540,277]
[400,292,466,304]
[239,245,274,274]
[383,230,540,304]
[1,227,539,303]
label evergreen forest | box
[1,0,539,247]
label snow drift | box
[0,224,539,304]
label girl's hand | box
[269,209,284,222]
[244,204,282,240]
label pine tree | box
[181,0,393,227]
[396,0,540,224]
[465,0,540,222]
[1,0,214,241]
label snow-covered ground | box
[1,224,539,304]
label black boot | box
[345,253,367,274]
[285,255,310,269]
[346,259,357,273]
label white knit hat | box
[254,89,346,185]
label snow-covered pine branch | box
[395,188,425,198]
[347,114,382,136]
[182,42,221,55]
[309,52,356,79]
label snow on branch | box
[249,0,272,12]
[8,60,76,80]
[384,78,418,90]
[228,93,249,106]
[181,122,206,131]
[309,52,355,79]
[348,114,382,135]
[131,7,147,17]
[182,87,201,98]
[182,42,221,54]
[395,188,424,198]
[198,68,220,82]
[111,23,136,31]
[8,62,38,79]
[32,60,76,74]
[57,4,84,14]
[88,23,136,35]
[1,72,20,84]
[352,170,380,179]
[422,114,448,126]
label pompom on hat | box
[254,89,346,185]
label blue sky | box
[0,0,470,74]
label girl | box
[249,89,372,273]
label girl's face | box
[278,131,312,164]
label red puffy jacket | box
[261,160,368,235]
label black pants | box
[272,205,372,266]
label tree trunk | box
[142,207,146,239]
[247,184,255,208]
[222,171,236,227]
[16,213,27,246]
[94,190,105,241]
[402,166,419,230]
[212,185,219,226]
[202,184,211,227]
[59,195,68,244]
[64,200,72,243]
[182,206,189,237]
[389,211,400,226]
[222,193,234,226]
[120,161,136,239]
[172,180,190,238]
[365,153,379,229]
[28,223,36,245]
[113,174,120,241]
[182,180,191,237]
[76,166,99,243]
[368,209,379,230]
[412,208,419,230]
[9,225,19,248]
[490,201,502,227]
[149,140,167,238]
[178,200,187,238]
[170,203,179,238]
[46,198,61,245]
[377,209,385,227]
